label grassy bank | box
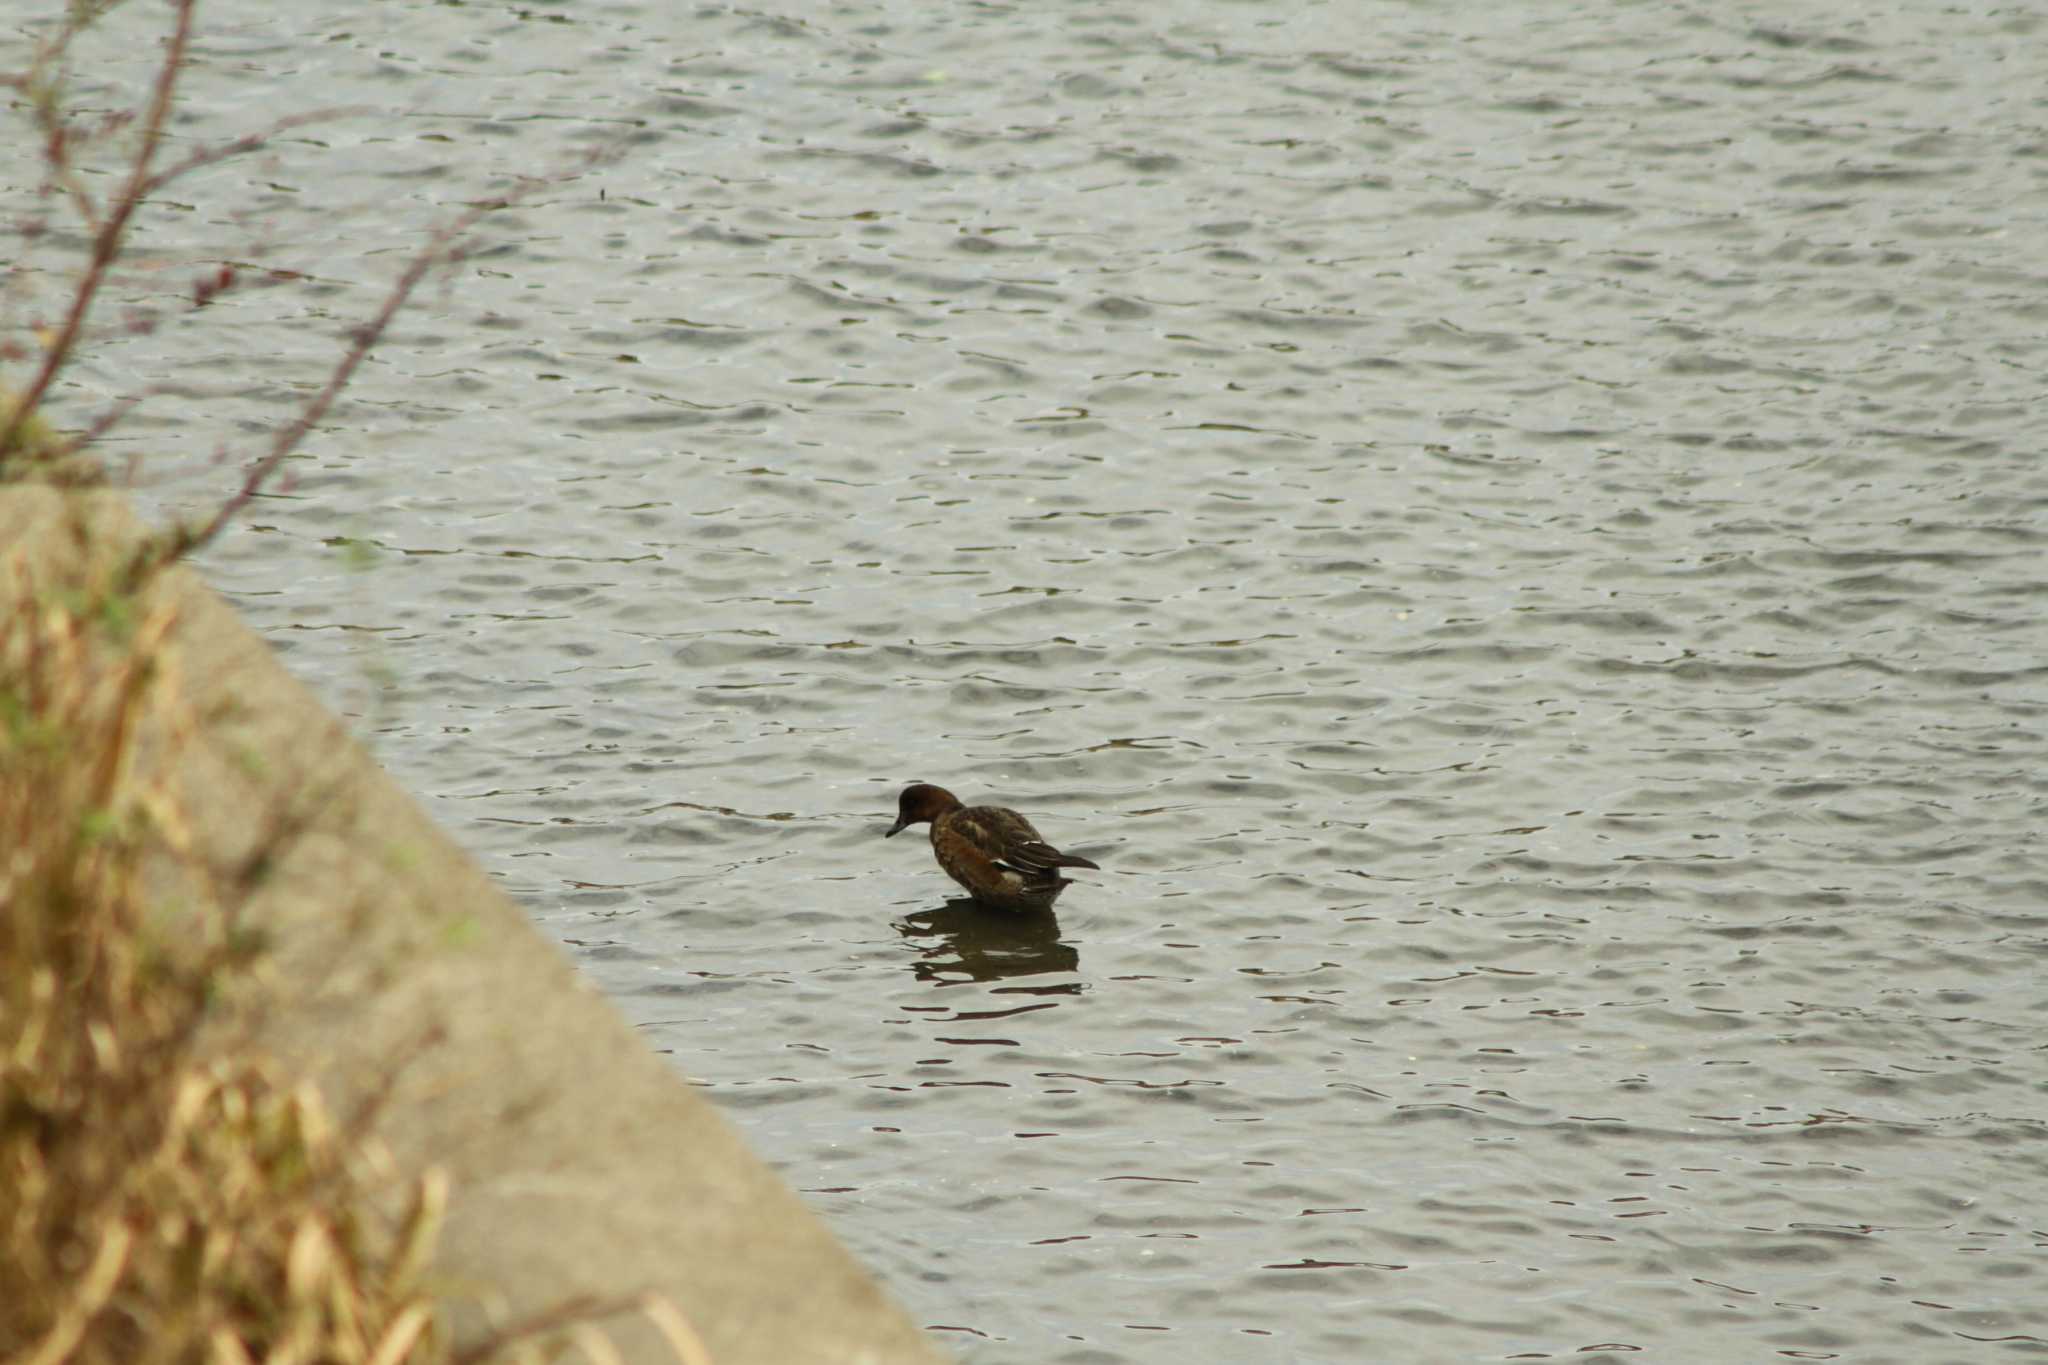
[1,2,677,1359]
[0,507,455,1363]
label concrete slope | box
[2,485,948,1365]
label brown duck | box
[885,783,1100,910]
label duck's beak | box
[885,817,907,837]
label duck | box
[885,783,1101,910]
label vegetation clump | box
[2,4,674,1362]
[0,542,453,1364]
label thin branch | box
[6,0,630,584]
[0,0,197,458]
[141,107,368,197]
[1,8,115,232]
[41,114,106,236]
[53,389,154,460]
[134,136,625,577]
[135,186,530,576]
[4,26,355,468]
[447,1293,664,1365]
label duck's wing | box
[931,817,1009,896]
[963,805,1101,876]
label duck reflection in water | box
[899,898,1080,987]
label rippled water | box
[12,1,2048,1358]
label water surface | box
[11,2,2047,1359]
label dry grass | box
[0,501,703,1365]
[0,520,455,1365]
[0,2,698,1357]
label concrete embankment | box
[3,485,947,1365]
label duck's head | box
[886,782,962,836]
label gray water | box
[11,1,2048,1359]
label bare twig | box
[54,389,155,458]
[0,0,197,458]
[7,0,628,555]
[447,1293,675,1365]
[142,107,369,197]
[2,20,356,468]
[130,186,523,578]
[132,133,624,579]
[0,6,121,233]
